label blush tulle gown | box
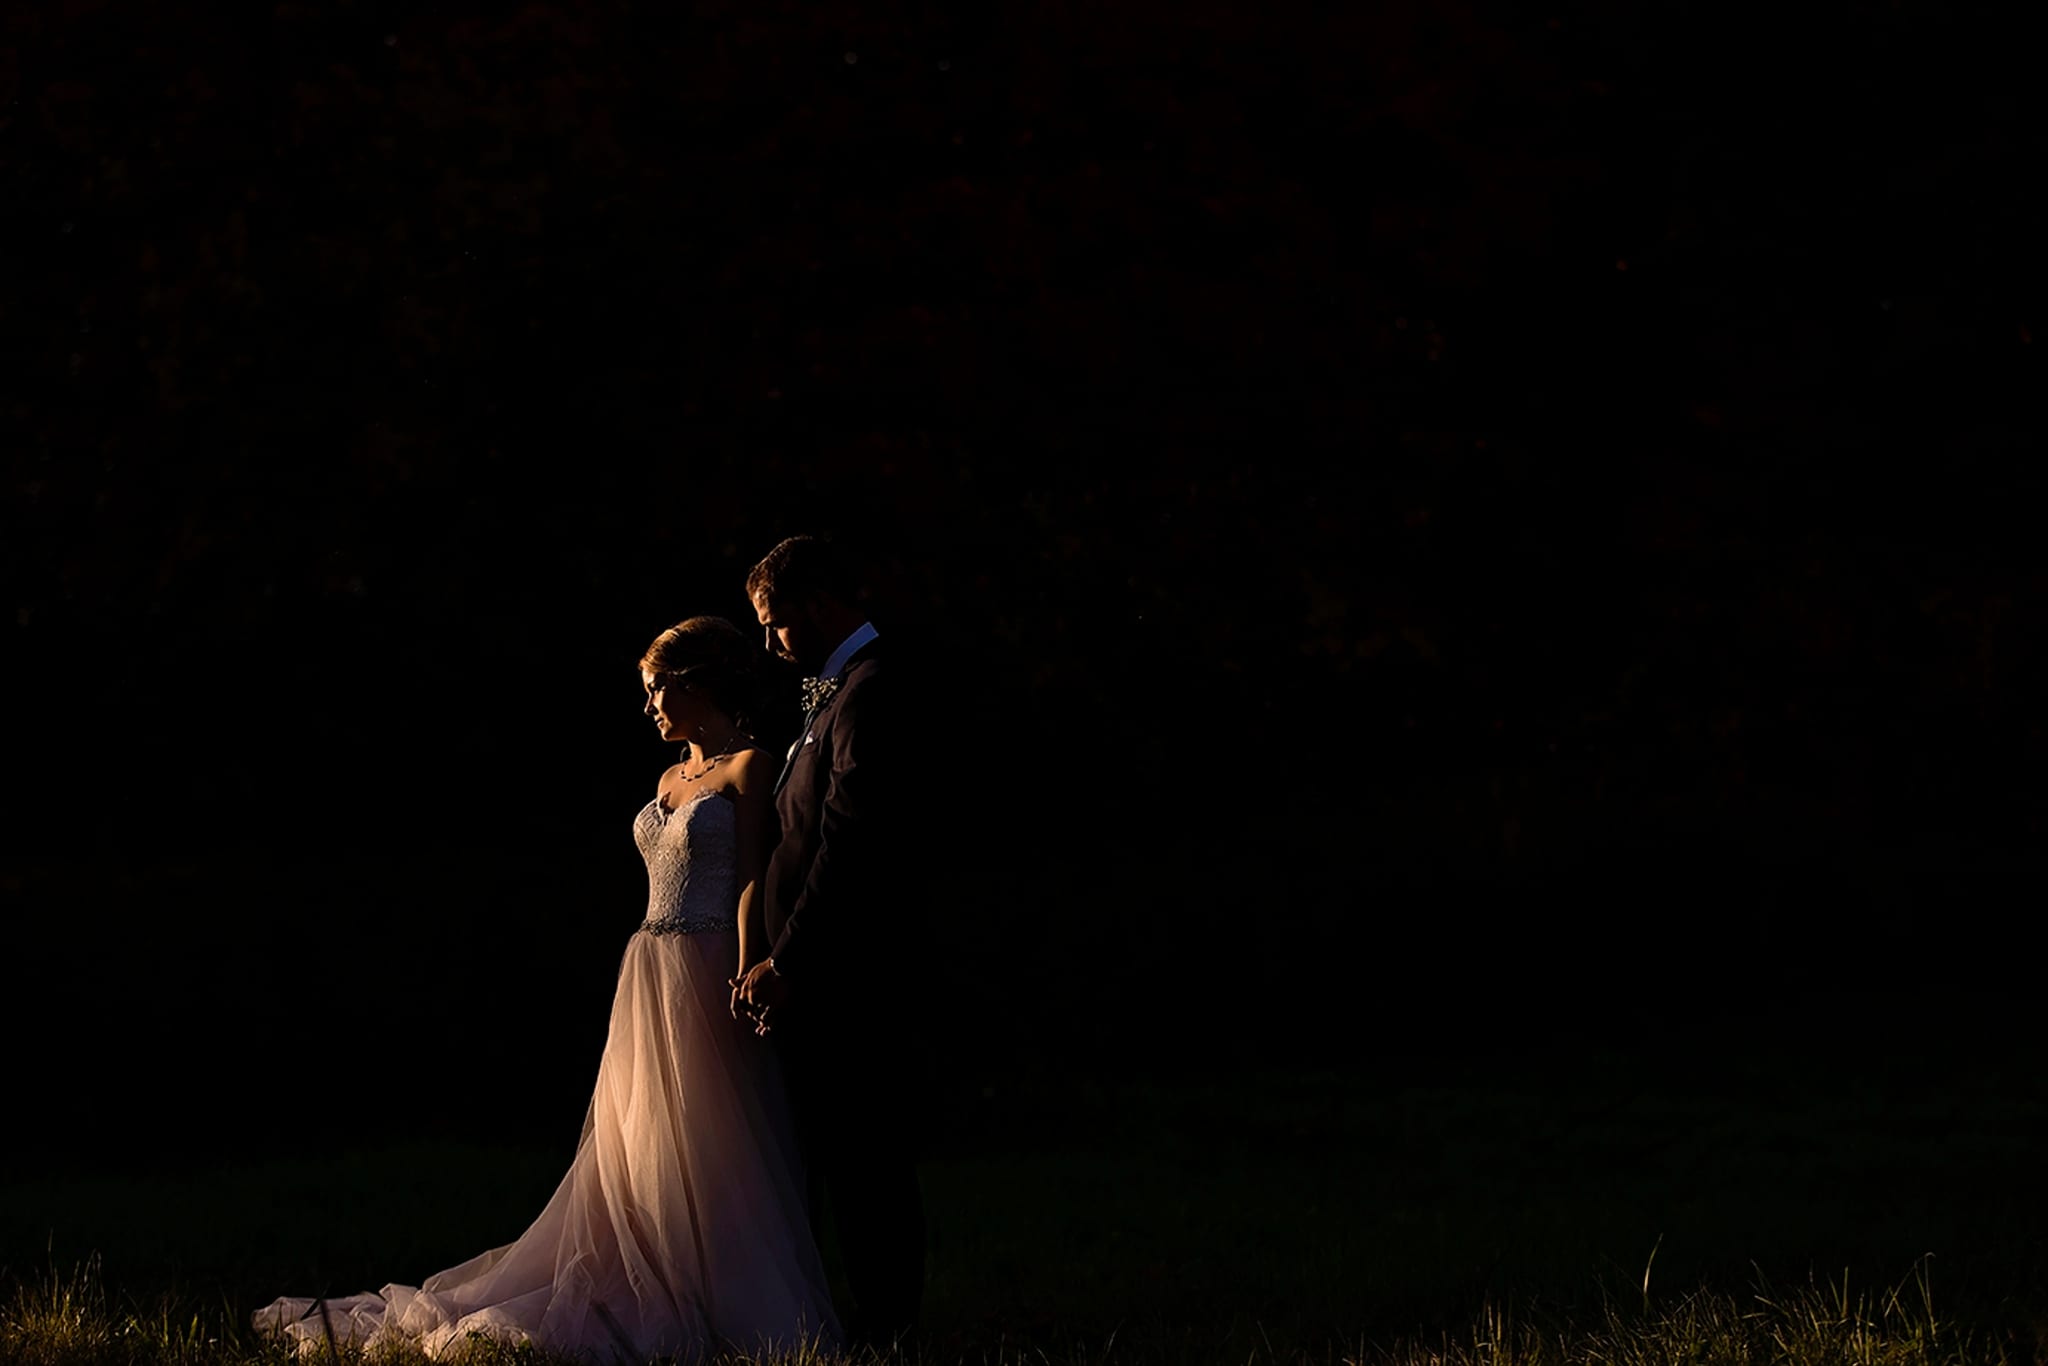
[252,791,839,1361]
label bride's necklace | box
[678,733,748,783]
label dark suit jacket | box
[764,638,917,1013]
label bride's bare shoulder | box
[729,749,778,793]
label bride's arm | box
[729,752,778,976]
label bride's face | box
[641,669,713,744]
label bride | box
[253,617,840,1362]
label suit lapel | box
[771,639,881,796]
[773,707,818,796]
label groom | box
[731,534,927,1349]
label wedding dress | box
[253,790,839,1362]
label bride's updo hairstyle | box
[640,616,769,735]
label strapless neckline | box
[648,788,732,820]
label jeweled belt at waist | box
[638,915,737,936]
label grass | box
[0,1254,2023,1366]
[6,1043,2047,1365]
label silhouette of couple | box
[255,536,927,1361]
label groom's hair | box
[746,535,862,609]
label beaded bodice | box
[633,791,739,935]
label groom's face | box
[752,589,826,672]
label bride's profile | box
[253,616,838,1361]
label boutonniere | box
[800,676,843,713]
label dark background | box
[4,0,2046,1177]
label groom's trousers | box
[777,1001,928,1347]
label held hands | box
[727,959,789,1036]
